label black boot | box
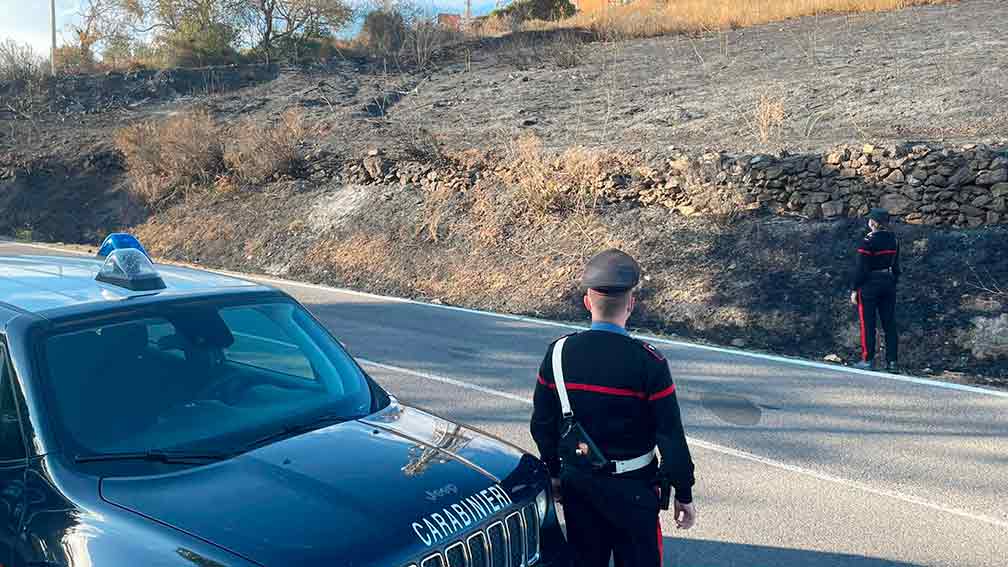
[886,361,899,374]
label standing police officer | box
[850,208,901,372]
[530,249,696,567]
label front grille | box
[445,542,468,567]
[487,521,508,567]
[505,513,525,567]
[522,504,540,562]
[422,554,446,567]
[408,503,541,567]
[468,532,489,567]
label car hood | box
[99,403,548,567]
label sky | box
[0,0,502,56]
[0,0,79,55]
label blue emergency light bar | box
[94,234,165,292]
[95,248,166,292]
[96,233,152,261]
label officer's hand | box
[674,500,696,530]
[850,291,858,305]
[551,477,562,503]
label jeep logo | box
[425,484,459,502]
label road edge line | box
[358,357,1008,530]
[9,240,1007,399]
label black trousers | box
[560,468,662,567]
[857,274,899,364]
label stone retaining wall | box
[621,143,1008,227]
[341,141,1008,228]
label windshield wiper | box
[240,414,349,453]
[75,449,232,464]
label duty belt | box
[605,450,656,475]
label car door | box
[0,341,28,567]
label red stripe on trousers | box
[857,291,868,361]
[657,517,664,564]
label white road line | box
[357,357,1008,531]
[8,241,1008,399]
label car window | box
[40,299,381,459]
[219,306,315,380]
[0,345,25,461]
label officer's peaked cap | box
[869,207,890,223]
[582,249,641,293]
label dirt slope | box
[2,0,1007,385]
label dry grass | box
[532,0,948,39]
[225,109,310,186]
[115,109,225,206]
[117,107,312,205]
[754,92,787,144]
[499,134,614,223]
[469,14,513,38]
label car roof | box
[0,254,270,319]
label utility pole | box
[50,0,57,76]
[465,0,471,23]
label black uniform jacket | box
[851,229,901,290]
[530,330,696,503]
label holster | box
[558,417,609,472]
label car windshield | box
[40,298,382,459]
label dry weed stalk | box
[754,93,787,145]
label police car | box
[0,235,567,567]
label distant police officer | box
[530,249,696,567]
[850,208,902,372]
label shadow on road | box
[662,537,923,567]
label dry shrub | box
[114,109,225,206]
[361,10,407,59]
[500,30,539,70]
[532,0,948,40]
[469,14,512,38]
[754,93,787,145]
[404,19,461,70]
[419,182,461,243]
[500,134,616,223]
[548,31,585,69]
[0,40,46,85]
[225,109,309,185]
[360,8,461,69]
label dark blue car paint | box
[0,288,568,566]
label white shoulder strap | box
[551,336,574,418]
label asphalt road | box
[3,242,1007,567]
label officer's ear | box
[583,293,592,313]
[627,294,636,314]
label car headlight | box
[536,489,549,522]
